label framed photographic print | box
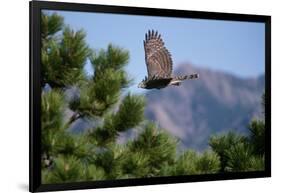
[30,0,271,192]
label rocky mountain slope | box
[144,64,264,150]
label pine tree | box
[209,94,265,172]
[41,12,179,183]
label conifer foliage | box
[40,12,265,184]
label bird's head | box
[138,81,146,89]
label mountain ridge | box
[144,64,264,150]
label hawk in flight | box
[138,30,199,89]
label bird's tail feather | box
[175,73,199,80]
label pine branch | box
[63,112,83,131]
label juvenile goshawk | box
[138,30,199,89]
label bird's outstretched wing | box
[144,30,173,79]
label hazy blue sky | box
[43,10,265,92]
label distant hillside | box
[144,64,264,150]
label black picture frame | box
[29,1,271,192]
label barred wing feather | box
[144,30,173,79]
